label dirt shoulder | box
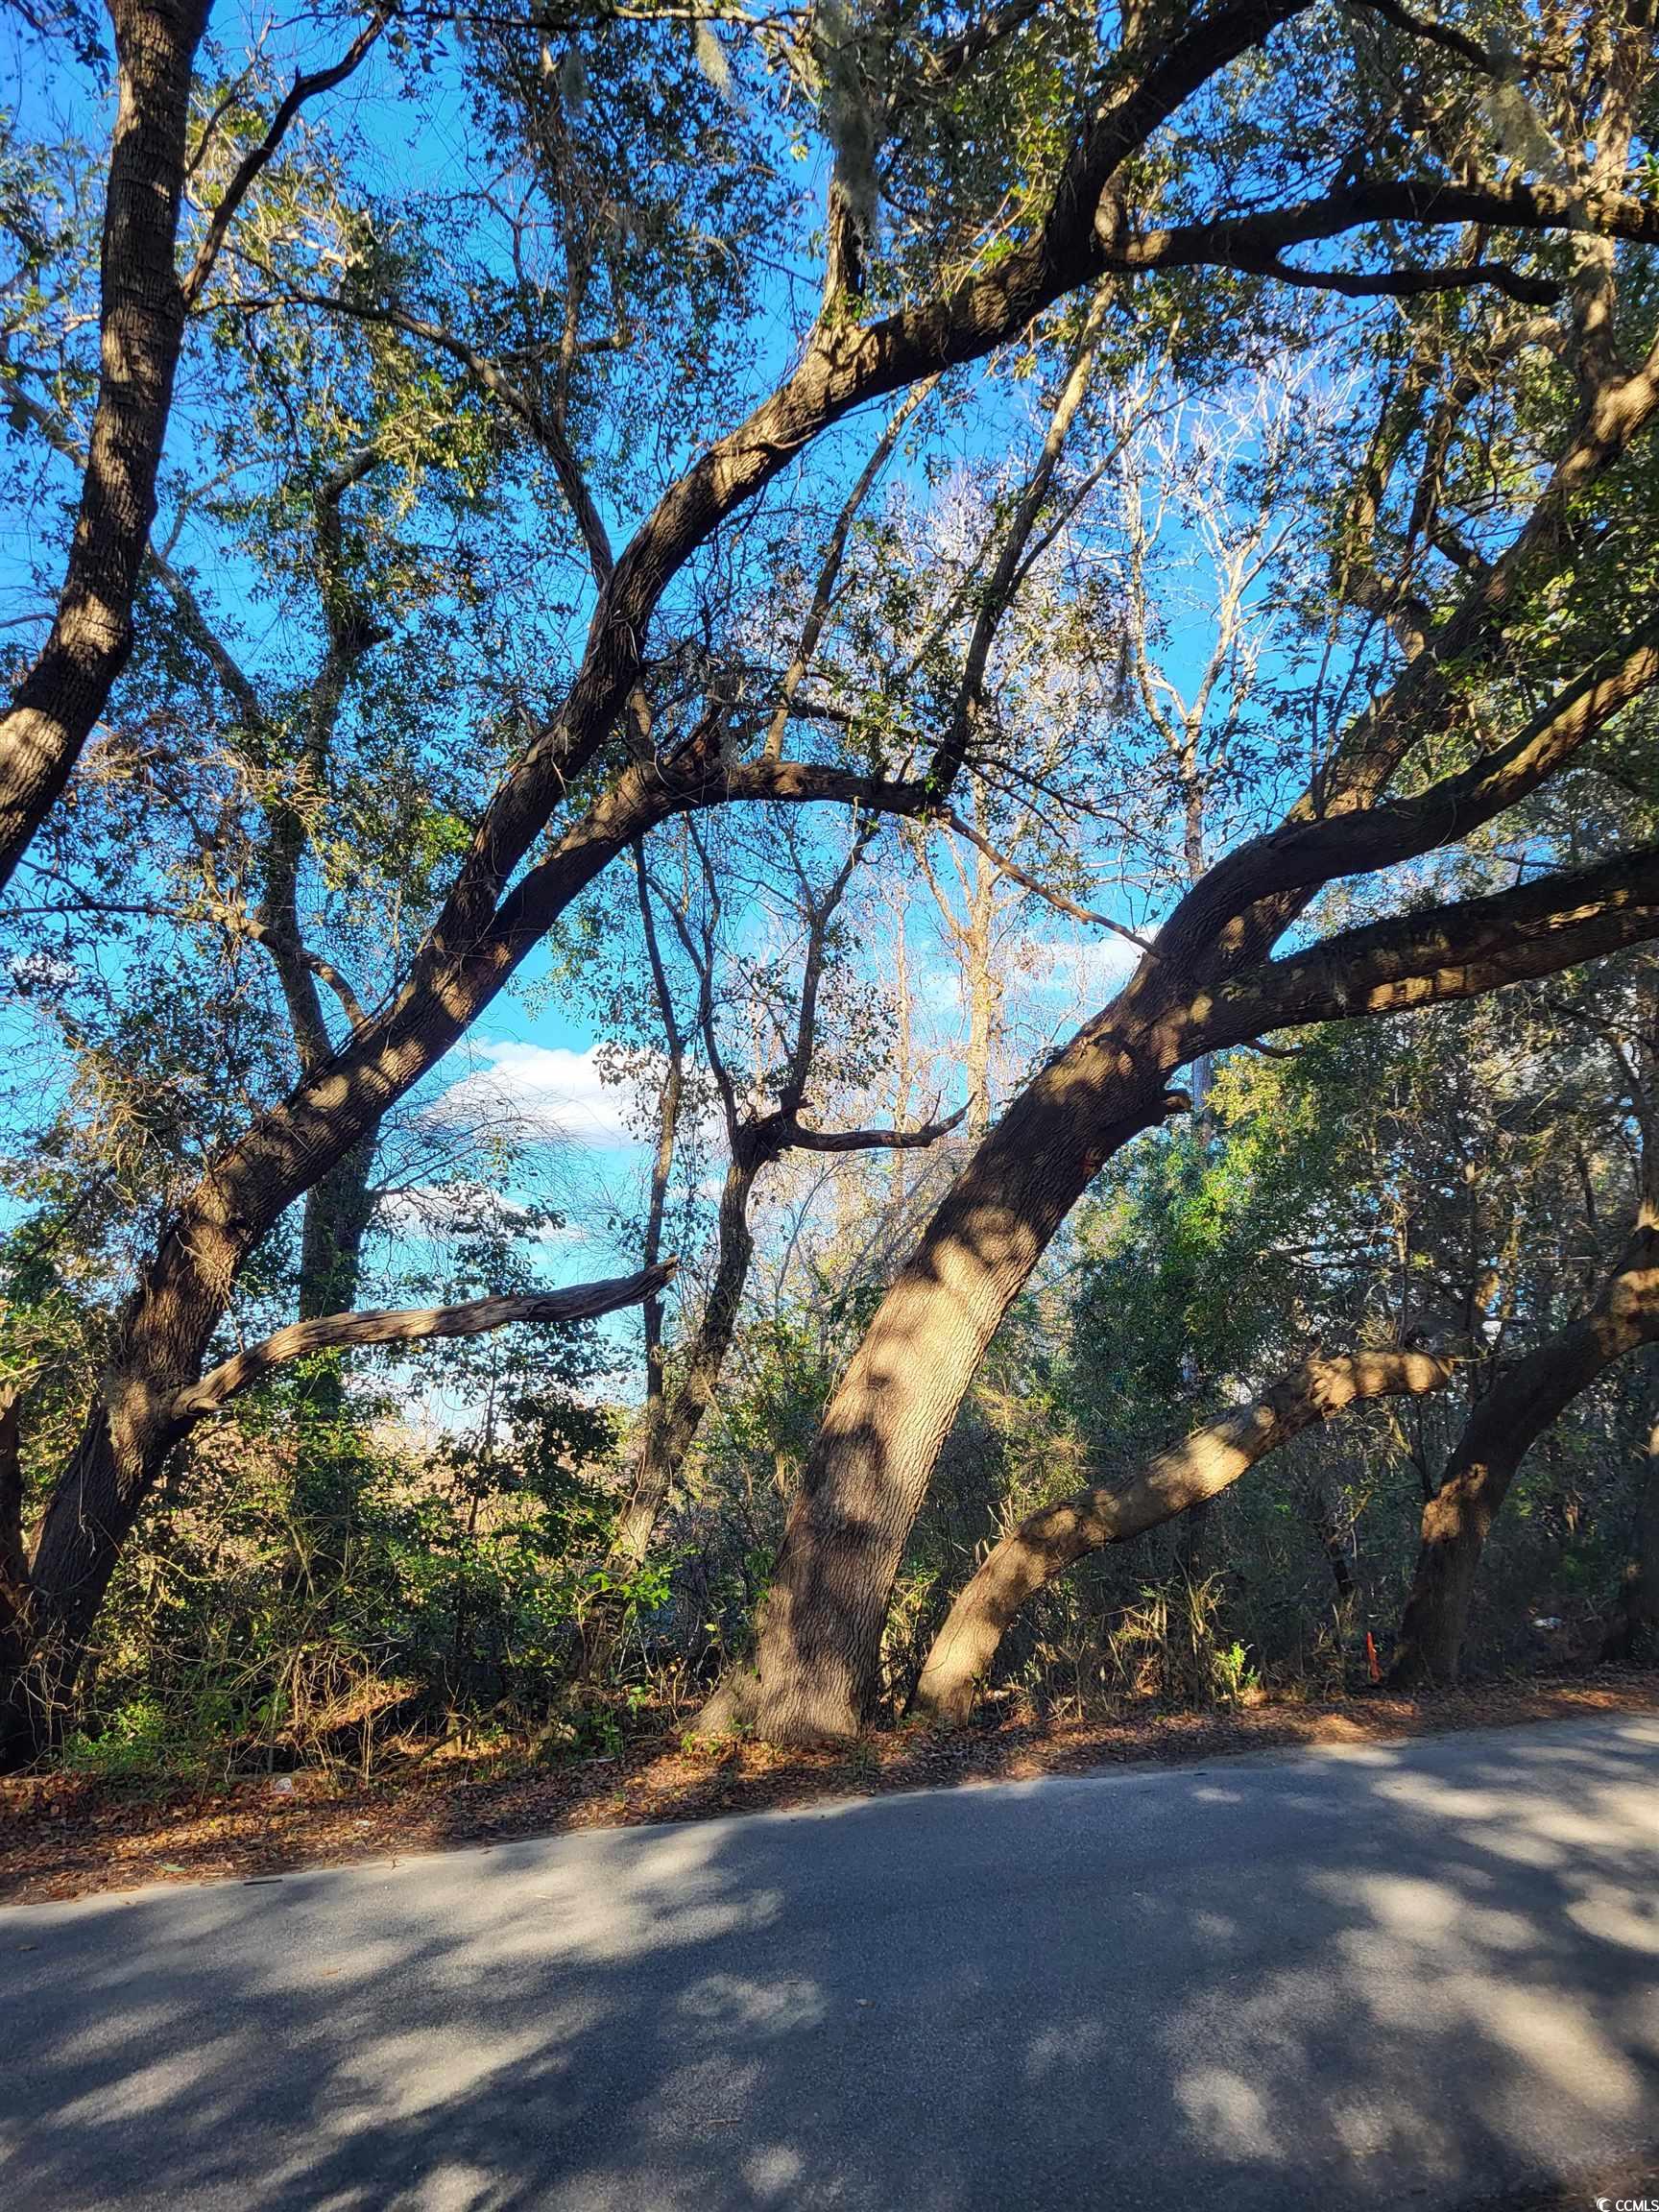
[4,1671,1657,1909]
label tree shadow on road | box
[5,1718,1659,2210]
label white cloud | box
[1030,932,1143,1008]
[375,1180,594,1240]
[7,950,79,996]
[429,1041,648,1149]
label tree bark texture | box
[1391,1224,1659,1687]
[913,1349,1453,1724]
[750,1025,1183,1740]
[0,0,209,891]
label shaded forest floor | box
[5,1670,1658,1908]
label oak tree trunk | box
[749,1024,1176,1741]
[0,0,208,890]
[1391,1225,1659,1687]
[913,1350,1452,1724]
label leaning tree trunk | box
[1391,1222,1659,1688]
[0,1238,668,1764]
[581,1153,757,1681]
[5,1134,387,1760]
[608,1154,758,1576]
[0,1191,243,1762]
[0,752,692,1760]
[913,1349,1453,1724]
[738,828,1659,1745]
[0,1004,380,1764]
[744,1018,1183,1742]
[0,0,208,891]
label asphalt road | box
[4,1714,1659,2211]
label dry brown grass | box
[5,1670,1657,1909]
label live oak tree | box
[1392,962,1659,1682]
[733,4,1659,1742]
[0,0,387,891]
[6,0,1659,1758]
[903,928,1659,1718]
[908,1018,1659,1719]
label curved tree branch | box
[1105,178,1659,287]
[180,9,391,311]
[1155,613,1659,977]
[1208,846,1659,1049]
[915,1348,1456,1722]
[790,1107,967,1153]
[172,1262,674,1422]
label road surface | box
[5,1714,1659,2210]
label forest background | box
[3,0,1659,1780]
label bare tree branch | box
[180,11,392,312]
[173,1262,675,1421]
[761,380,936,762]
[934,805,1155,951]
[1107,178,1659,288]
[789,1107,967,1152]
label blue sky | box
[0,0,1363,1376]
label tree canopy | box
[2,0,1659,1767]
